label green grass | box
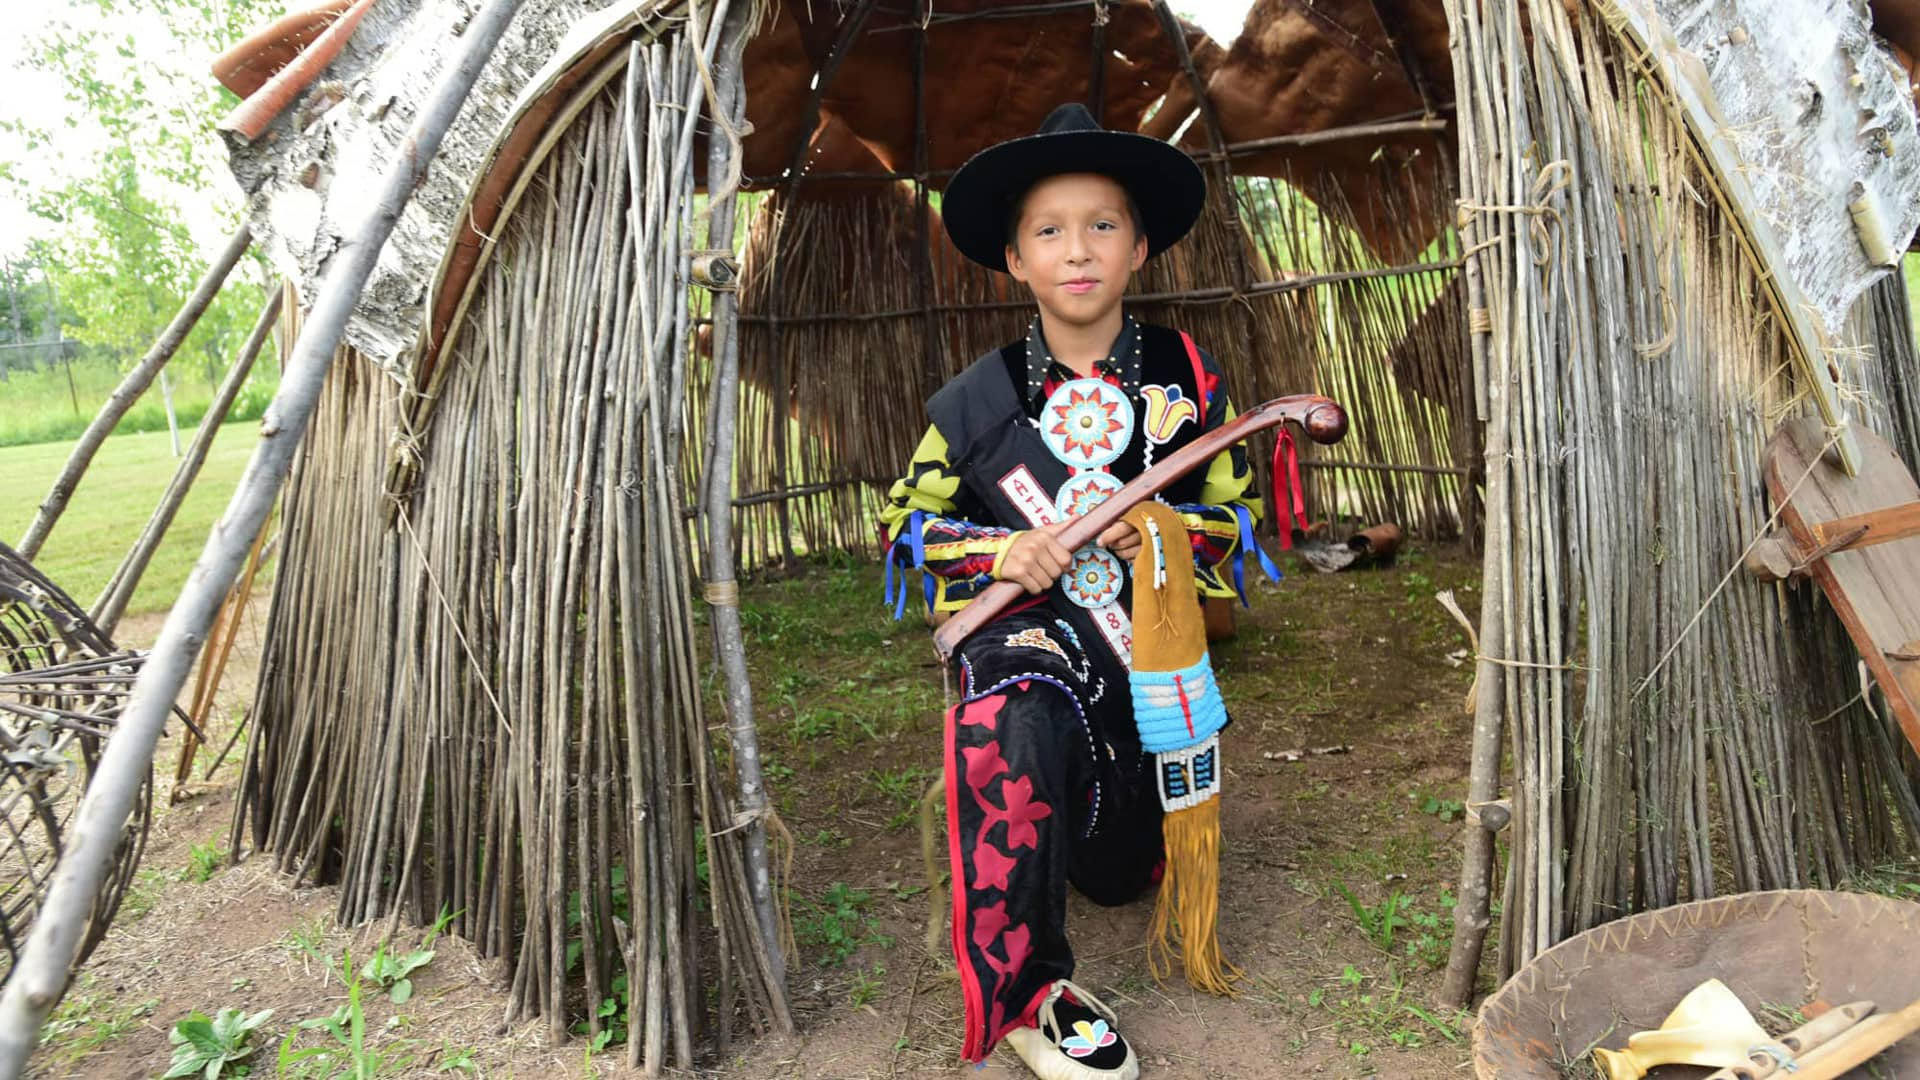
[183,838,229,883]
[793,881,892,966]
[0,423,262,619]
[0,354,280,448]
[1300,963,1468,1059]
[37,976,159,1071]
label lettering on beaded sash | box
[994,453,1131,667]
[997,465,1063,527]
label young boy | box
[880,104,1271,1080]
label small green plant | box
[795,882,891,966]
[421,903,461,949]
[563,875,635,1050]
[792,708,837,740]
[571,970,631,1054]
[804,827,852,850]
[182,839,228,884]
[1403,891,1455,970]
[565,868,632,974]
[869,766,935,828]
[1759,1001,1810,1037]
[849,963,886,1007]
[1842,861,1920,898]
[1311,964,1459,1055]
[354,903,459,1005]
[361,939,435,1004]
[120,867,171,921]
[279,952,418,1078]
[278,915,332,970]
[1412,790,1465,823]
[869,766,929,804]
[785,702,882,746]
[774,669,821,699]
[165,1007,273,1079]
[435,1041,481,1073]
[1293,781,1331,803]
[1337,882,1411,953]
[1404,1002,1464,1043]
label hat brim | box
[942,129,1206,273]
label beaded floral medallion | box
[1061,546,1126,609]
[1054,470,1124,519]
[1041,378,1133,470]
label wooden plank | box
[1810,501,1920,551]
[1766,417,1920,756]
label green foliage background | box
[0,0,289,447]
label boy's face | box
[1004,173,1148,329]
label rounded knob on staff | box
[1302,400,1348,446]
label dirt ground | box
[36,542,1486,1079]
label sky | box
[0,2,240,260]
[0,6,78,257]
[0,0,1257,261]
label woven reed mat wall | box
[1451,0,1920,980]
[720,156,1474,571]
[239,64,789,1066]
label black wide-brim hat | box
[942,103,1206,273]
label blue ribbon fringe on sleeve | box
[881,509,936,620]
[1130,656,1229,754]
[1231,504,1283,608]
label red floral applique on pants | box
[943,610,1167,1062]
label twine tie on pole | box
[1456,159,1573,264]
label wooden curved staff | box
[933,394,1348,663]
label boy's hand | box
[997,523,1073,594]
[1098,522,1143,564]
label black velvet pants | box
[942,601,1163,1062]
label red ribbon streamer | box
[1270,428,1308,549]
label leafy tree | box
[26,150,198,360]
[2,0,286,394]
